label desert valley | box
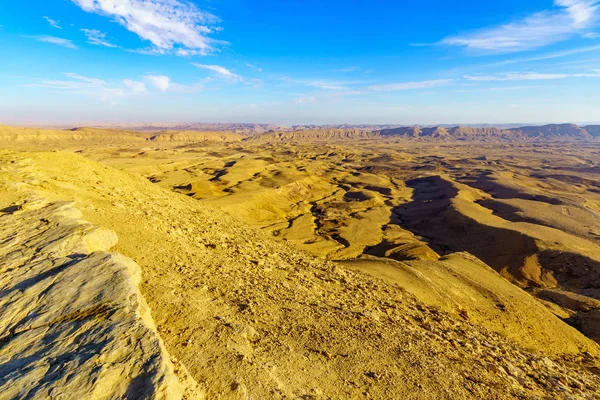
[1,123,600,399]
[4,0,600,398]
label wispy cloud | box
[281,77,367,90]
[72,0,223,56]
[557,57,600,66]
[81,28,117,48]
[192,63,245,81]
[503,44,600,65]
[333,66,361,73]
[43,16,62,29]
[35,73,106,90]
[452,85,550,94]
[172,80,206,93]
[28,35,77,49]
[142,74,206,93]
[126,48,162,56]
[170,81,206,93]
[441,0,600,53]
[441,43,600,77]
[245,63,263,72]
[28,72,147,101]
[464,70,600,81]
[144,75,170,91]
[368,79,453,91]
[485,85,547,92]
[123,79,146,93]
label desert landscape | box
[1,124,600,399]
[4,0,600,398]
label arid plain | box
[2,124,600,399]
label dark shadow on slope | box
[209,161,237,182]
[457,174,563,205]
[394,176,600,291]
[392,176,540,284]
[539,250,600,292]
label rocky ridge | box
[0,126,242,145]
[147,130,244,142]
[91,123,281,134]
[0,163,190,399]
[2,123,600,147]
[251,124,600,142]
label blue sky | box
[1,0,600,125]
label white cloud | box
[245,63,263,72]
[33,73,106,90]
[368,79,453,91]
[144,75,170,91]
[558,0,600,27]
[142,74,206,93]
[126,47,163,56]
[72,0,222,55]
[43,75,97,89]
[465,73,570,81]
[174,48,208,57]
[43,16,62,29]
[441,0,600,53]
[170,81,205,93]
[81,28,117,47]
[464,71,600,81]
[486,85,546,91]
[29,35,77,49]
[63,73,106,86]
[291,79,344,90]
[29,72,147,101]
[512,44,600,63]
[192,63,244,81]
[305,81,348,90]
[296,95,317,104]
[583,31,600,37]
[123,79,146,93]
[333,66,361,73]
[452,85,551,94]
[280,77,367,90]
[557,56,600,66]
[443,44,600,76]
[98,87,127,101]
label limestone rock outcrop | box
[0,200,183,399]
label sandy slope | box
[80,139,600,344]
[341,253,598,356]
[2,150,600,398]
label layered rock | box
[0,200,183,399]
[0,126,148,144]
[148,130,244,142]
[253,124,600,142]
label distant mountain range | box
[91,122,282,134]
[1,123,599,143]
[249,124,600,142]
[379,124,600,140]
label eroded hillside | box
[87,139,600,347]
[2,150,600,399]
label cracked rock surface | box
[0,200,183,400]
